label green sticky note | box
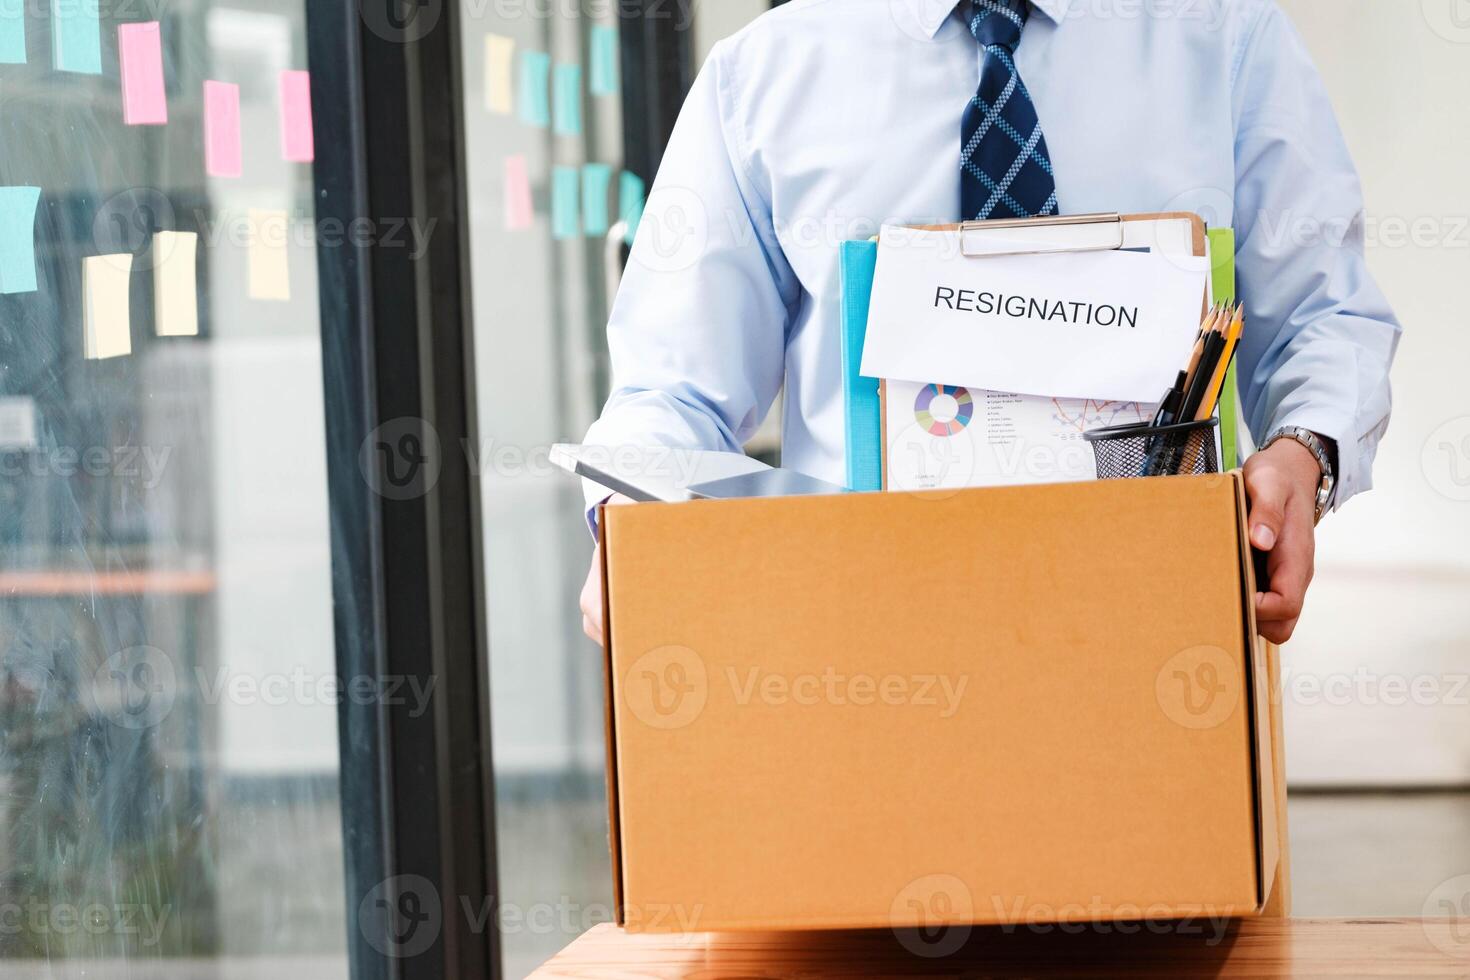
[618,171,645,246]
[551,166,580,240]
[553,63,581,136]
[0,186,42,294]
[582,164,612,236]
[589,25,618,96]
[0,0,26,64]
[518,50,551,128]
[51,0,100,74]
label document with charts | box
[884,382,1155,490]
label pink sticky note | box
[203,80,241,178]
[504,155,533,231]
[279,69,314,163]
[119,22,167,125]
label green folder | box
[1208,227,1240,469]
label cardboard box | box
[599,473,1287,933]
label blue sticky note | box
[553,63,581,136]
[582,164,612,236]
[51,0,101,74]
[551,166,580,240]
[0,0,26,64]
[589,25,618,96]
[618,171,645,246]
[0,186,42,294]
[518,50,551,128]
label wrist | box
[1260,427,1337,522]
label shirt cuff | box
[583,480,612,539]
[1265,407,1370,512]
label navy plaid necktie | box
[961,0,1058,220]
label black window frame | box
[304,1,701,977]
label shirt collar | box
[909,0,1070,39]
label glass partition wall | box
[0,1,347,976]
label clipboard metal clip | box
[958,212,1124,257]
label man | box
[579,0,1400,645]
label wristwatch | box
[1261,426,1337,524]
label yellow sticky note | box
[247,208,291,301]
[153,231,199,336]
[84,254,133,359]
[484,34,515,114]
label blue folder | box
[839,240,882,492]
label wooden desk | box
[530,919,1470,978]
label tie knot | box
[969,0,1027,48]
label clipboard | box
[838,211,1234,491]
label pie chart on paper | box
[913,384,974,437]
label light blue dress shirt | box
[583,0,1400,521]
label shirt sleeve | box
[580,40,799,534]
[1230,2,1402,509]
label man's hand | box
[1243,439,1324,644]
[580,494,635,645]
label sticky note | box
[484,34,514,114]
[582,163,612,236]
[247,209,290,301]
[518,50,550,128]
[590,25,618,96]
[279,70,314,162]
[618,171,645,246]
[204,80,242,178]
[153,231,198,337]
[553,63,581,137]
[84,254,133,360]
[0,186,41,294]
[0,396,38,450]
[119,22,168,125]
[551,166,579,240]
[0,0,26,64]
[52,0,100,74]
[504,154,533,232]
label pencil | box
[1194,303,1244,421]
[1180,307,1228,422]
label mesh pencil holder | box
[1083,418,1220,480]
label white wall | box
[1276,0,1470,786]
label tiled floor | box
[1288,792,1470,915]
